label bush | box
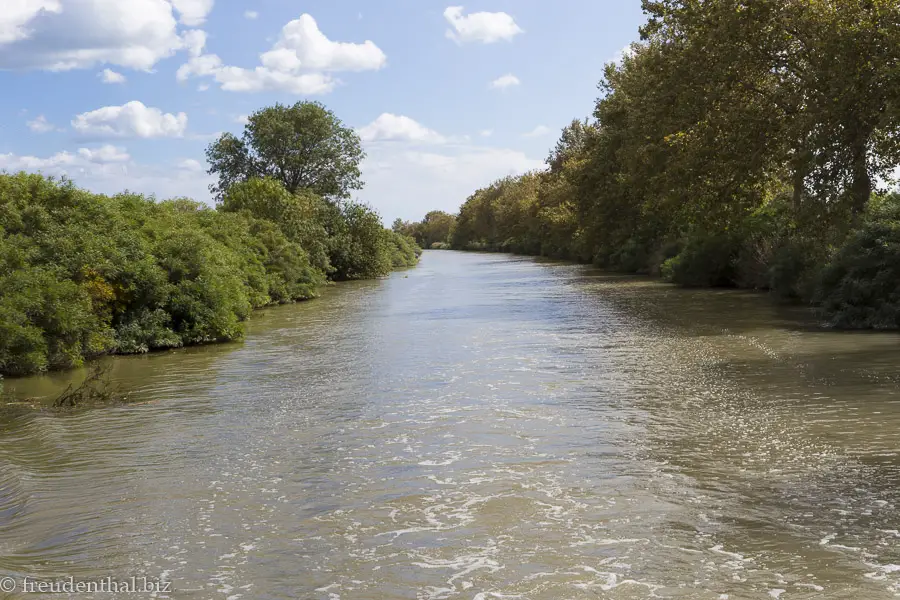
[816,219,900,328]
[661,234,739,287]
[609,237,651,273]
[389,232,421,268]
[0,173,414,376]
[766,238,824,301]
[327,201,394,280]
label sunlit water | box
[2,250,900,599]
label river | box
[1,250,899,599]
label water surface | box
[2,250,900,599]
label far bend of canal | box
[2,250,900,600]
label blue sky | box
[0,1,645,223]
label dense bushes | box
[0,172,418,376]
[816,197,900,329]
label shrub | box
[816,219,900,328]
[388,232,421,268]
[661,234,739,287]
[766,238,824,301]
[609,237,651,273]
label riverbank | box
[413,198,900,331]
[0,172,420,379]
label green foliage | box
[206,101,364,201]
[388,232,421,269]
[0,168,413,377]
[660,235,740,287]
[327,201,395,280]
[395,211,456,248]
[816,196,900,328]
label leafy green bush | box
[661,234,739,287]
[609,237,650,273]
[327,201,395,280]
[0,172,413,376]
[766,238,824,301]
[388,232,421,268]
[816,219,900,328]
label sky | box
[0,0,646,224]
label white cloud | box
[177,158,203,171]
[177,13,385,94]
[72,101,188,138]
[358,114,445,144]
[170,0,214,26]
[234,114,249,125]
[0,1,62,44]
[360,144,543,223]
[0,145,129,173]
[0,0,206,71]
[99,68,126,83]
[612,43,635,65]
[244,10,258,20]
[523,125,552,138]
[181,29,207,57]
[77,145,130,163]
[261,14,386,71]
[480,129,493,137]
[197,83,210,91]
[444,6,523,44]
[490,74,520,90]
[0,148,215,205]
[27,115,56,133]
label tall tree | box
[206,101,365,201]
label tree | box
[418,211,456,247]
[206,101,365,200]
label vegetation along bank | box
[0,101,420,378]
[397,0,900,331]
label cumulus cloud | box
[444,6,523,44]
[612,43,636,65]
[523,125,552,138]
[77,145,131,163]
[489,74,520,90]
[27,115,57,133]
[0,0,214,71]
[360,145,543,222]
[72,101,188,138]
[177,13,386,94]
[99,68,126,83]
[0,1,62,45]
[0,147,215,205]
[244,10,258,20]
[177,158,203,171]
[0,145,130,173]
[170,0,214,26]
[358,114,445,144]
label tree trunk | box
[849,141,871,215]
[791,163,805,212]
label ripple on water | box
[1,252,900,599]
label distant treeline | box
[400,0,900,330]
[0,102,420,377]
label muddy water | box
[1,250,899,599]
